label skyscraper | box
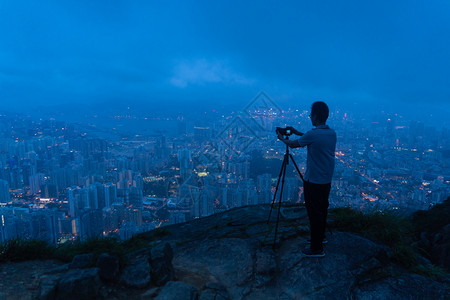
[178,148,192,180]
[0,180,10,203]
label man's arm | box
[282,138,301,148]
[277,130,314,148]
[286,126,303,136]
[277,131,301,148]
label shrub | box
[330,207,412,247]
[0,238,54,263]
[411,198,450,237]
[330,207,419,269]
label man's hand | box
[276,130,285,140]
[286,126,303,136]
[276,130,300,148]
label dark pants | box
[304,180,331,252]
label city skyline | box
[0,102,449,244]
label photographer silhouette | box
[277,101,336,257]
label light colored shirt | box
[295,125,336,184]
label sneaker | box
[306,239,328,244]
[302,248,325,258]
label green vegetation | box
[330,205,449,279]
[411,198,450,237]
[330,207,411,247]
[0,227,172,269]
[412,264,448,281]
[0,239,54,262]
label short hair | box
[311,101,329,123]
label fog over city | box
[0,1,449,245]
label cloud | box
[170,59,255,88]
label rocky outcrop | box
[421,223,450,271]
[0,204,449,299]
[432,224,450,270]
[68,253,93,269]
[96,253,120,282]
[150,242,174,286]
[154,281,198,300]
[412,198,450,271]
[55,268,102,300]
[119,248,152,289]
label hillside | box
[0,204,449,299]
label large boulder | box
[173,238,255,299]
[150,242,174,286]
[119,248,151,289]
[155,281,198,300]
[270,232,390,299]
[96,253,120,282]
[172,229,446,300]
[430,224,450,271]
[68,253,93,269]
[199,282,230,300]
[55,268,102,300]
[353,273,450,299]
[38,274,60,300]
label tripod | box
[267,137,304,246]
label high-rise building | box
[29,173,45,195]
[104,183,117,208]
[67,187,89,218]
[257,174,272,192]
[0,180,10,203]
[88,184,98,209]
[125,208,142,227]
[80,209,103,240]
[95,182,106,209]
[129,186,143,208]
[178,149,192,180]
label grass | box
[411,199,450,237]
[412,264,448,281]
[53,237,128,269]
[0,238,54,263]
[329,207,411,247]
[0,230,171,269]
[329,206,449,280]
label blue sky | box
[0,0,449,121]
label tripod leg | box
[289,153,304,182]
[274,155,288,245]
[267,155,287,223]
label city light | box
[0,105,448,246]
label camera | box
[276,127,292,136]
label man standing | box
[277,101,336,257]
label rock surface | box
[119,248,152,289]
[154,281,198,300]
[199,282,230,300]
[68,253,93,269]
[55,267,102,300]
[150,242,174,286]
[96,253,120,282]
[431,224,450,271]
[0,204,449,299]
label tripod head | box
[276,127,293,138]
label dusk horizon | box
[1,0,450,126]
